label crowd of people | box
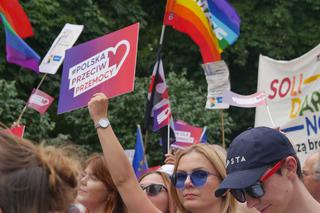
[1,93,320,213]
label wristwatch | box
[95,118,110,129]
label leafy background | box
[0,0,319,165]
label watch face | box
[99,119,109,128]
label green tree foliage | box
[0,0,319,164]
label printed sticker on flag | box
[27,88,54,114]
[57,23,139,114]
[153,101,171,131]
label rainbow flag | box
[164,0,240,63]
[0,13,40,73]
[0,0,34,38]
[206,0,240,49]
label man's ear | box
[284,156,297,180]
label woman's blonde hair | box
[139,170,176,213]
[84,154,128,213]
[0,132,79,213]
[171,143,237,213]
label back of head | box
[172,144,236,213]
[84,153,127,213]
[0,132,79,213]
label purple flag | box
[0,13,40,73]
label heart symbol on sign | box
[105,40,130,79]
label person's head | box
[139,170,175,213]
[216,126,303,213]
[77,153,126,213]
[303,151,320,201]
[0,132,79,213]
[171,143,236,213]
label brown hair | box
[171,144,237,213]
[0,132,79,213]
[84,154,127,213]
[139,170,176,213]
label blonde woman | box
[171,144,237,213]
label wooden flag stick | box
[167,122,170,154]
[16,73,48,125]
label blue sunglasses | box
[172,169,219,189]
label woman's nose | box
[184,175,194,188]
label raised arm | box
[88,93,161,213]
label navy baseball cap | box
[215,126,296,197]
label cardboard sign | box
[39,23,84,74]
[58,23,139,114]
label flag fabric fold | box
[0,0,34,38]
[0,14,40,73]
[132,125,148,177]
[163,0,240,63]
[206,0,240,49]
[144,59,171,132]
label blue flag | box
[200,126,207,144]
[132,125,148,177]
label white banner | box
[39,23,84,74]
[202,60,230,109]
[255,44,320,164]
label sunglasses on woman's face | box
[140,184,167,196]
[172,169,219,189]
[230,159,284,203]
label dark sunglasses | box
[140,184,167,196]
[172,169,218,189]
[230,159,284,203]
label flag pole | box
[143,24,166,145]
[138,124,148,166]
[144,130,148,154]
[265,102,276,128]
[221,110,225,148]
[167,121,170,154]
[16,73,48,125]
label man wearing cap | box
[303,151,320,203]
[215,126,320,213]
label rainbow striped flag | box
[164,0,240,63]
[0,13,40,73]
[0,0,34,38]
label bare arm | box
[88,93,161,213]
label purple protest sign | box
[171,120,203,149]
[58,23,139,114]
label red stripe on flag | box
[0,0,34,38]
